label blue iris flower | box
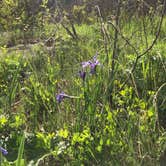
[0,146,8,155]
[80,55,100,77]
[89,57,100,74]
[56,92,69,103]
[81,61,91,68]
[56,92,79,104]
[79,71,86,81]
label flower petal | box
[0,147,8,155]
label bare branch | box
[120,0,166,90]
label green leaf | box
[147,108,154,117]
[16,133,25,166]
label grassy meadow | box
[0,5,166,165]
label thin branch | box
[95,5,110,64]
[111,0,121,76]
[107,0,122,108]
[120,0,166,90]
[108,20,139,56]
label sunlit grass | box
[0,16,166,165]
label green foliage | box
[0,2,166,165]
[16,133,25,166]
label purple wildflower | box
[80,54,100,77]
[81,61,91,68]
[90,58,100,74]
[0,147,8,155]
[56,92,69,103]
[56,92,79,103]
[79,71,86,81]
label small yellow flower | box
[58,129,69,139]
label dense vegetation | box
[0,0,166,165]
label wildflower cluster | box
[56,54,100,103]
[79,54,100,80]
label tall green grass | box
[0,16,166,165]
